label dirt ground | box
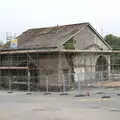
[0,88,120,120]
[99,81,120,87]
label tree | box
[105,34,120,72]
[0,40,4,48]
[104,34,120,50]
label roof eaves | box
[87,23,112,50]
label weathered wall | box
[29,53,72,89]
[73,53,110,82]
[30,54,59,88]
[74,25,110,50]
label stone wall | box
[74,25,110,50]
[73,53,110,82]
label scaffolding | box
[0,49,120,93]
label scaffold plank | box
[0,66,28,70]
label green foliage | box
[0,40,4,48]
[63,38,76,49]
[2,41,11,49]
[105,34,120,50]
[105,34,120,69]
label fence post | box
[8,76,13,93]
[9,78,12,91]
[77,73,81,94]
[27,70,30,92]
[60,74,68,95]
[63,75,66,93]
[46,75,49,93]
[44,75,51,95]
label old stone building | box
[0,23,111,91]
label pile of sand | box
[96,81,120,87]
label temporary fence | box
[0,70,112,93]
[0,50,120,95]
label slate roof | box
[16,23,88,49]
[3,22,111,50]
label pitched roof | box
[3,22,111,50]
[16,23,89,49]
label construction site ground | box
[96,80,120,87]
[0,87,120,120]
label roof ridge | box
[20,22,88,36]
[25,22,89,31]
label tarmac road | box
[0,88,120,120]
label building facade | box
[0,23,111,91]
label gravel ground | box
[0,88,120,120]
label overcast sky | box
[0,0,120,41]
